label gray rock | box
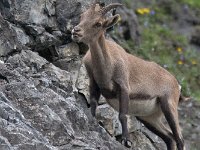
[53,43,81,91]
[0,0,57,27]
[56,42,80,59]
[25,25,45,36]
[35,32,61,51]
[0,50,128,150]
[0,136,12,150]
[56,0,93,32]
[0,14,24,57]
[96,104,140,136]
[10,24,30,46]
[0,0,60,54]
[76,63,90,99]
[129,131,156,150]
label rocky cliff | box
[0,0,157,150]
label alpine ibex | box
[72,1,186,150]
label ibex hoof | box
[121,138,132,148]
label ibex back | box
[72,1,185,150]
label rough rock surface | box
[0,0,156,150]
[0,50,129,150]
[96,104,140,136]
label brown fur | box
[72,2,185,150]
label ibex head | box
[72,1,122,43]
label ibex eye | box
[94,22,102,28]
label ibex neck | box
[89,34,111,62]
[88,34,112,80]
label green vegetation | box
[118,0,200,100]
[180,0,200,8]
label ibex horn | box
[101,3,123,15]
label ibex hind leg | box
[137,114,176,150]
[160,96,185,150]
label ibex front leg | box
[118,86,132,148]
[89,78,101,117]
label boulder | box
[0,14,29,57]
[56,0,93,32]
[0,0,57,27]
[0,50,127,150]
[96,104,140,136]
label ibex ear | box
[103,14,120,29]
